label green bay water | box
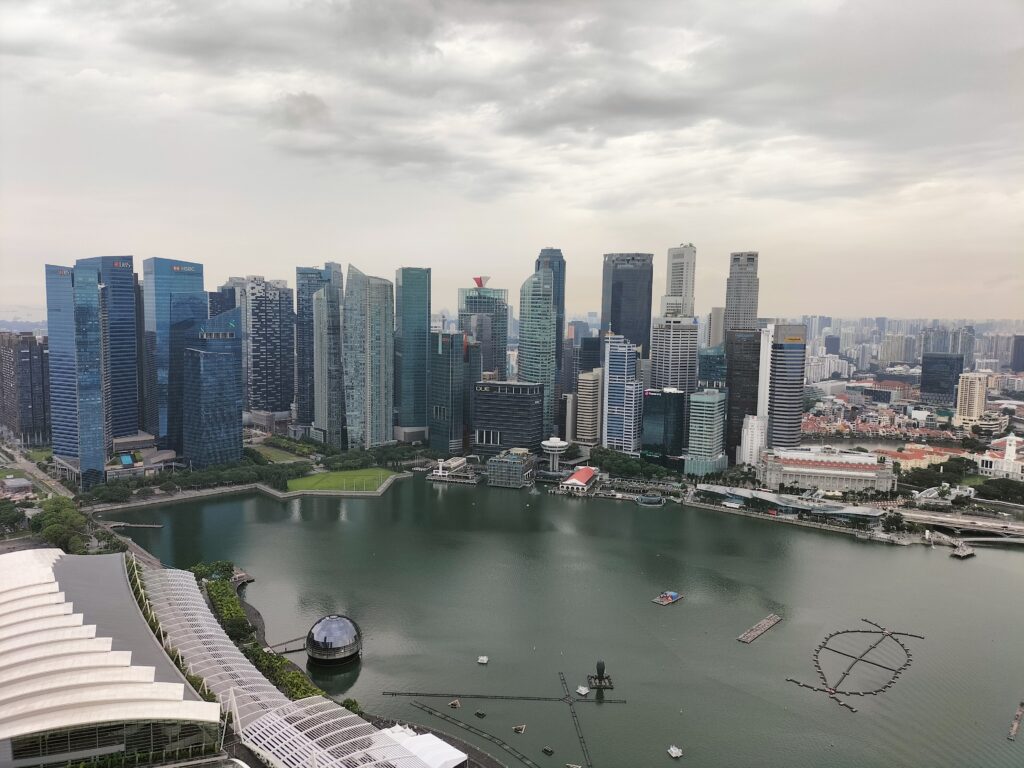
[120,477,1024,768]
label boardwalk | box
[737,613,782,643]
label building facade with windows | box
[458,279,509,379]
[311,284,346,449]
[471,381,544,458]
[687,388,728,476]
[601,335,643,455]
[601,253,654,358]
[723,251,759,337]
[518,267,558,436]
[295,263,343,429]
[343,266,394,450]
[428,332,466,455]
[394,267,431,443]
[0,332,49,446]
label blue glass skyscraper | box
[295,263,342,428]
[143,258,206,445]
[179,308,244,468]
[343,266,394,449]
[45,265,78,463]
[394,267,431,442]
[534,248,565,380]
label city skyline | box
[2,2,1021,319]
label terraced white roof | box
[0,549,221,742]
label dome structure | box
[305,614,362,664]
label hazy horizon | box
[2,1,1021,319]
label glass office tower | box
[600,253,654,358]
[518,267,558,436]
[312,284,346,449]
[343,266,394,449]
[428,331,465,455]
[180,308,244,469]
[143,258,205,445]
[394,267,431,442]
[534,248,566,379]
[458,279,509,379]
[295,263,343,427]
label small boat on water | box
[565,764,583,768]
[477,655,489,664]
[575,685,590,696]
[513,724,526,734]
[651,591,683,606]
[667,745,683,759]
[448,699,461,709]
[542,746,554,756]
[474,710,486,719]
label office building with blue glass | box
[395,267,431,443]
[46,257,139,488]
[143,258,206,446]
[534,248,566,379]
[179,308,244,468]
[428,331,465,455]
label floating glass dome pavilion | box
[305,614,362,663]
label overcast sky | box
[1,0,1021,321]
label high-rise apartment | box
[725,329,761,462]
[428,331,466,455]
[723,252,759,338]
[535,248,566,377]
[518,267,558,436]
[601,334,643,455]
[0,332,49,446]
[343,266,394,449]
[311,284,345,449]
[179,308,243,469]
[394,267,431,442]
[687,388,728,476]
[458,278,509,378]
[661,243,696,318]
[650,316,699,393]
[954,372,987,427]
[600,253,654,358]
[224,276,295,414]
[295,263,342,428]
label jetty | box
[950,544,975,559]
[105,521,163,528]
[737,613,782,643]
[1009,701,1023,741]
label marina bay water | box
[120,477,1024,768]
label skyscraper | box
[311,284,345,449]
[568,320,590,343]
[0,332,49,446]
[518,267,558,436]
[343,266,394,449]
[762,324,807,449]
[428,331,465,455]
[708,306,725,348]
[572,368,602,448]
[228,276,295,414]
[458,278,509,378]
[725,329,761,462]
[534,248,566,378]
[179,308,243,469]
[601,334,643,455]
[698,345,727,389]
[661,243,696,318]
[687,389,728,476]
[394,267,431,442]
[723,252,759,338]
[641,388,687,457]
[1013,335,1024,373]
[920,353,964,405]
[649,316,699,393]
[142,258,205,445]
[46,259,138,489]
[600,253,654,358]
[954,372,987,427]
[471,381,544,458]
[295,263,343,428]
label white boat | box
[667,745,683,759]
[575,685,590,696]
[477,655,489,665]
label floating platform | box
[737,613,782,643]
[474,710,486,719]
[448,699,461,709]
[1009,700,1023,741]
[651,591,683,606]
[513,724,526,734]
[667,745,683,759]
[951,544,975,559]
[586,674,614,690]
[542,746,554,756]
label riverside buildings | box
[343,266,394,450]
[601,335,643,455]
[725,329,761,463]
[518,267,558,436]
[920,352,964,406]
[601,253,654,357]
[394,267,432,443]
[471,381,544,458]
[686,388,728,476]
[573,368,602,449]
[0,331,49,446]
[428,331,467,455]
[295,262,343,430]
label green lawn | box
[961,474,987,487]
[287,468,395,492]
[254,444,303,463]
[0,467,29,480]
[26,448,52,463]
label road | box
[2,448,74,499]
[902,509,1024,536]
